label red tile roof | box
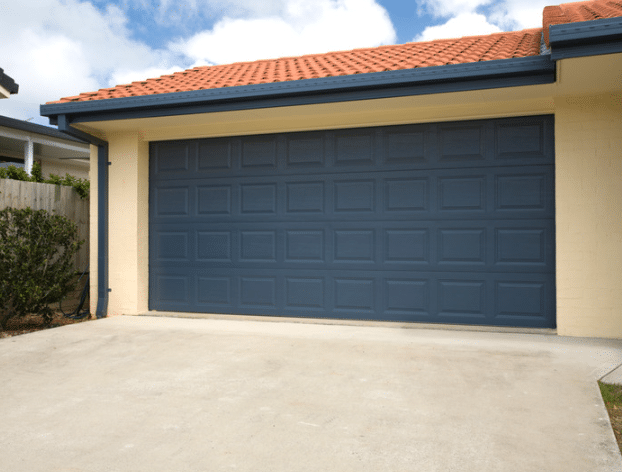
[52,30,542,104]
[50,0,622,104]
[543,0,622,45]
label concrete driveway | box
[1,315,621,472]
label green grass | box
[599,381,622,454]
[600,382,622,404]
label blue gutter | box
[549,17,622,60]
[95,144,109,319]
[41,56,555,125]
[56,117,109,319]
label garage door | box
[149,115,555,328]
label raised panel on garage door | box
[150,115,555,328]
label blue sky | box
[0,0,550,125]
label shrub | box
[0,207,83,329]
[46,172,90,199]
[0,165,30,181]
[0,162,89,199]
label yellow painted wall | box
[106,132,149,316]
[554,93,622,338]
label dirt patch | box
[0,311,93,338]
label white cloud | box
[172,0,397,65]
[416,12,502,42]
[0,0,181,124]
[488,0,550,30]
[417,0,493,18]
[128,0,293,26]
[0,0,396,125]
[414,0,549,42]
[110,66,190,87]
[0,0,551,127]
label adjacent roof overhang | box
[549,17,622,60]
[0,115,90,164]
[0,69,19,99]
[41,56,555,126]
[0,115,87,144]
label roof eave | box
[0,69,19,95]
[549,17,622,60]
[40,55,555,126]
[0,115,88,143]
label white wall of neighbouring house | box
[39,159,89,180]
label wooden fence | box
[0,179,89,271]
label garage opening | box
[149,115,555,328]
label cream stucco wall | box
[89,134,149,316]
[554,93,622,338]
[84,53,622,338]
[105,132,149,316]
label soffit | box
[73,82,556,141]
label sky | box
[0,0,551,125]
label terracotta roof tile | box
[49,0,622,105]
[49,29,543,104]
[543,0,622,45]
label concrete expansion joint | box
[599,362,622,384]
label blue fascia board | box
[40,55,554,124]
[63,69,554,124]
[56,115,107,146]
[550,17,622,60]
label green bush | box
[0,162,89,199]
[0,207,83,329]
[0,165,30,181]
[46,173,90,199]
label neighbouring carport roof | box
[0,115,87,144]
[0,68,18,95]
[0,115,90,165]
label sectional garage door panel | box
[151,268,555,326]
[151,219,555,273]
[150,115,555,327]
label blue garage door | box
[149,115,555,328]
